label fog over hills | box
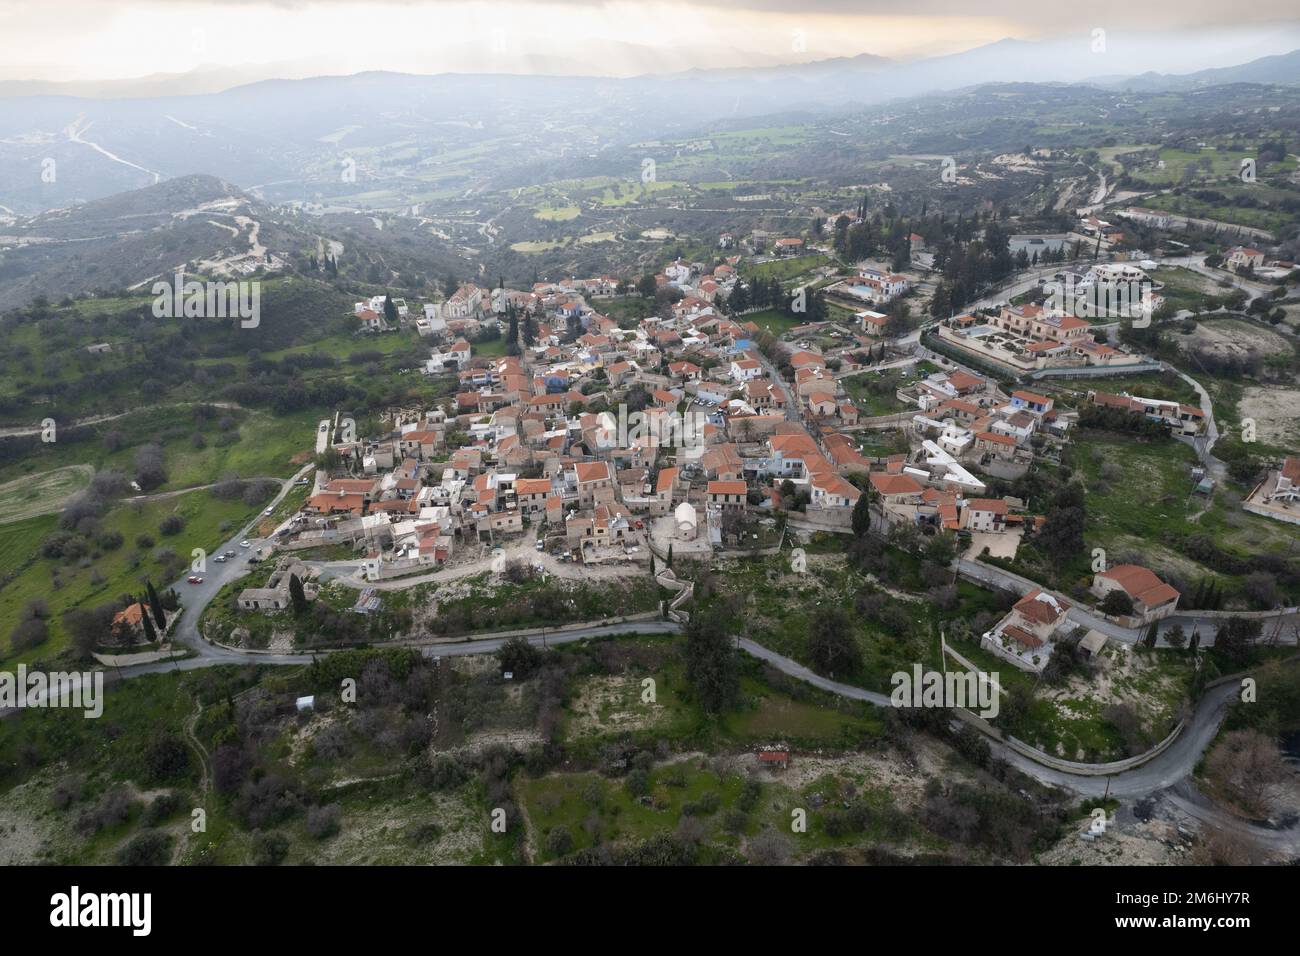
[1,27,1298,312]
[2,32,1299,217]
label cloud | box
[0,0,1295,85]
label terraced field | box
[0,465,92,524]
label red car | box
[187,575,204,584]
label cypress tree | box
[852,492,872,537]
[289,574,308,615]
[146,580,166,631]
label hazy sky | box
[3,0,1299,83]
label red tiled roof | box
[1013,589,1069,625]
[515,478,552,496]
[1003,624,1043,649]
[575,461,612,484]
[708,480,747,496]
[113,603,148,628]
[1098,564,1180,608]
[870,472,923,496]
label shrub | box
[141,791,184,826]
[9,616,49,653]
[96,529,124,551]
[142,733,192,784]
[116,829,172,866]
[1099,589,1134,616]
[305,804,342,840]
[625,768,651,798]
[251,830,290,866]
[545,825,575,856]
[76,786,135,835]
[159,514,186,536]
[50,774,85,811]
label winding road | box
[20,260,1294,850]
[89,498,1292,853]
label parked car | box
[223,550,236,558]
[239,540,251,548]
[213,555,227,563]
[264,507,274,516]
[186,575,203,584]
[535,539,545,551]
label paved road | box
[739,638,891,706]
[169,462,315,662]
[35,441,1289,847]
[753,348,801,424]
[30,564,1296,850]
[741,637,1297,851]
[956,557,1299,646]
[1167,365,1225,480]
[955,558,1141,642]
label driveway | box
[309,535,646,590]
[167,463,315,661]
[964,530,1021,561]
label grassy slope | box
[0,491,268,666]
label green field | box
[1063,431,1300,597]
[0,513,57,580]
[1133,146,1297,187]
[594,180,678,207]
[1056,369,1199,406]
[746,309,803,336]
[842,366,921,417]
[743,254,828,283]
[0,405,317,491]
[698,552,940,696]
[0,490,270,666]
[0,465,92,524]
[1144,191,1288,234]
[533,204,580,221]
[1149,266,1231,315]
[509,240,564,253]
